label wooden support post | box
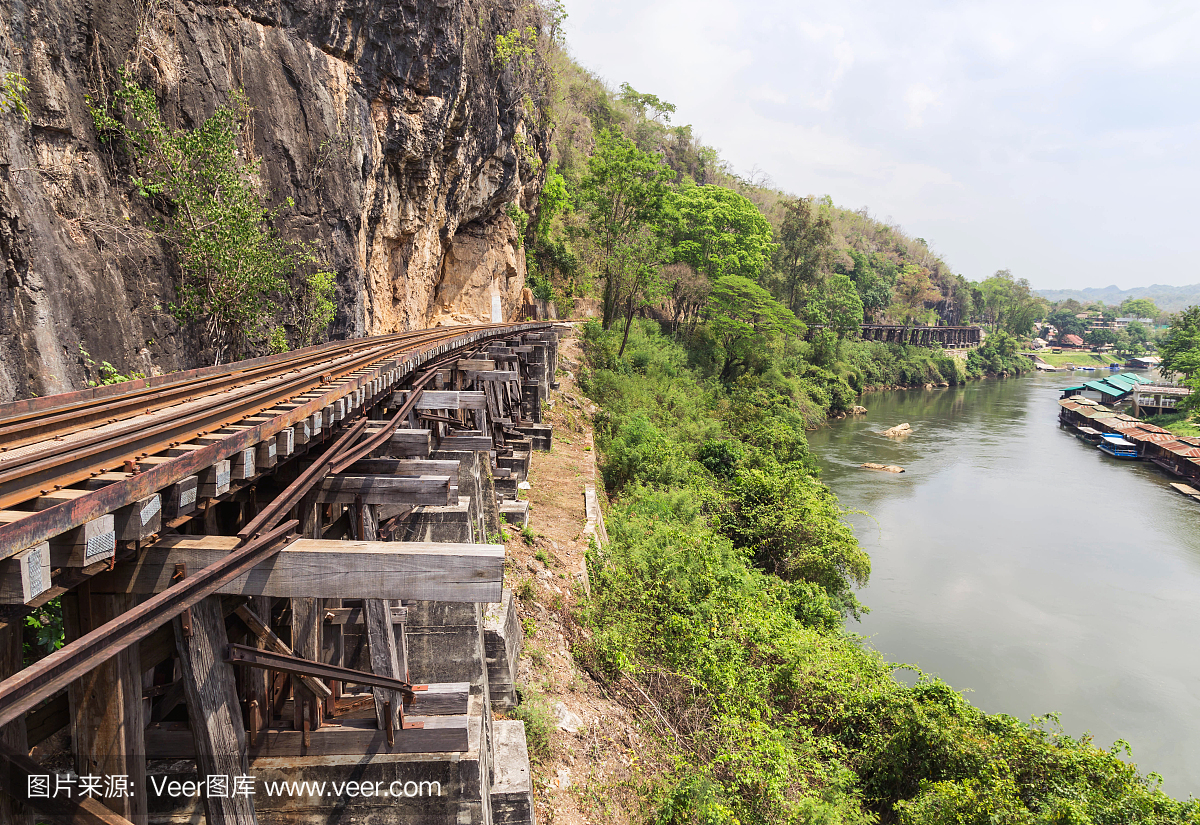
[290,598,322,735]
[354,505,401,731]
[173,596,257,824]
[0,617,28,825]
[63,588,147,823]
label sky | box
[560,0,1200,290]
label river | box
[807,370,1200,798]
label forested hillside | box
[488,7,1200,824]
[517,33,1044,349]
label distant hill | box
[1035,284,1200,312]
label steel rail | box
[226,643,418,696]
[0,328,490,509]
[0,329,439,452]
[0,323,547,560]
[0,519,297,729]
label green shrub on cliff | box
[90,72,332,363]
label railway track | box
[0,323,546,567]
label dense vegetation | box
[578,320,1198,824]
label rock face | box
[0,0,547,401]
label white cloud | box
[562,0,1200,288]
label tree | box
[891,265,940,325]
[1159,306,1200,410]
[705,276,802,381]
[577,128,676,331]
[661,262,710,337]
[842,250,892,322]
[664,183,774,281]
[91,72,328,364]
[1119,298,1159,320]
[805,273,863,339]
[976,270,1043,336]
[772,196,834,315]
[1048,308,1087,338]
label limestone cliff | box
[0,0,549,401]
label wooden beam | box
[343,459,461,476]
[0,541,50,603]
[173,596,257,824]
[92,537,505,602]
[406,682,469,716]
[233,605,331,699]
[315,474,452,506]
[438,435,494,451]
[64,591,147,822]
[324,606,407,626]
[0,617,28,824]
[362,426,432,457]
[291,596,323,734]
[392,390,486,410]
[144,715,469,758]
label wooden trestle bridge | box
[857,324,982,347]
[807,324,982,347]
[0,323,557,824]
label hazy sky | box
[561,0,1200,290]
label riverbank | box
[842,335,1030,396]
[809,372,1200,799]
[572,323,1197,821]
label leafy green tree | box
[664,183,775,281]
[976,270,1043,335]
[772,196,834,315]
[92,73,326,364]
[706,275,802,381]
[1048,308,1087,338]
[805,273,863,339]
[1120,297,1159,320]
[1085,327,1116,347]
[577,128,675,331]
[842,250,892,322]
[1124,320,1150,346]
[1160,306,1200,410]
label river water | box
[807,370,1200,797]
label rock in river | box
[880,423,912,438]
[861,463,905,473]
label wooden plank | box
[50,515,116,567]
[256,437,278,470]
[65,592,147,822]
[234,605,331,699]
[198,460,231,497]
[468,369,522,381]
[439,436,494,451]
[315,474,452,506]
[0,541,50,603]
[92,537,505,602]
[406,682,469,716]
[173,596,257,824]
[324,606,408,625]
[371,427,432,457]
[144,715,469,758]
[392,390,486,411]
[345,459,461,476]
[456,359,496,371]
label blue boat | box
[1097,434,1139,459]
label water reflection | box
[809,371,1200,797]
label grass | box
[1023,350,1121,368]
[1144,410,1200,437]
[511,685,555,764]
